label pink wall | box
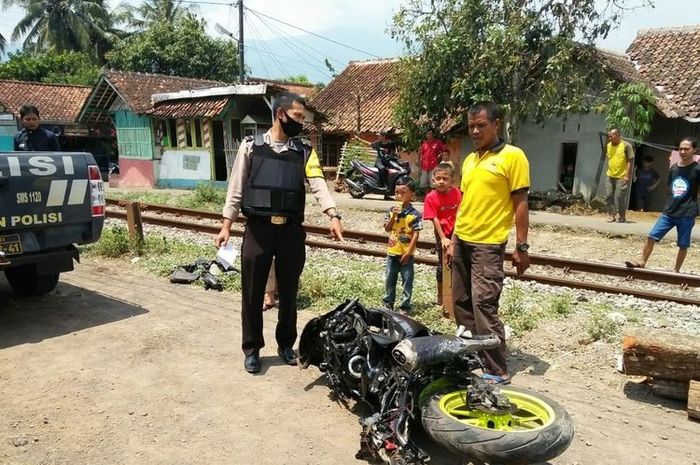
[116,159,156,188]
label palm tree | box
[0,33,6,54]
[10,0,123,62]
[116,0,195,31]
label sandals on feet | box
[482,373,512,385]
[624,261,644,269]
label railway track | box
[105,199,700,306]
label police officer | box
[13,104,61,151]
[215,92,344,374]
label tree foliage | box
[115,0,195,31]
[0,49,101,85]
[6,0,117,62]
[105,16,239,81]
[600,82,656,140]
[281,74,311,84]
[390,0,653,146]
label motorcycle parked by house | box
[343,157,411,199]
[299,299,574,465]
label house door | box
[213,121,227,181]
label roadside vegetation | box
[108,183,227,212]
[84,226,640,339]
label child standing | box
[423,163,462,305]
[383,177,422,313]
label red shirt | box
[423,187,462,237]
[420,138,447,171]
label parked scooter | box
[344,157,411,199]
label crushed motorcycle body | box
[299,299,575,465]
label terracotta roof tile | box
[148,96,229,118]
[627,26,700,118]
[0,80,91,124]
[596,48,678,118]
[104,70,229,113]
[310,58,400,133]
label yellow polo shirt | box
[606,141,633,178]
[455,143,530,244]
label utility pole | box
[238,0,245,83]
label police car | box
[0,152,105,296]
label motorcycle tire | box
[421,385,574,465]
[344,169,366,199]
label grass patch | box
[500,283,575,337]
[585,303,621,342]
[107,183,227,212]
[87,226,131,258]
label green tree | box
[390,0,653,146]
[8,0,115,60]
[0,49,101,85]
[281,74,311,84]
[106,16,238,81]
[600,82,656,140]
[116,0,194,31]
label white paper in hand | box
[216,244,239,270]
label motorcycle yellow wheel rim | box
[438,389,555,432]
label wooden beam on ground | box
[622,329,700,382]
[688,380,700,421]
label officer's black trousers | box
[240,216,306,356]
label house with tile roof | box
[79,70,319,188]
[312,30,700,209]
[0,80,95,151]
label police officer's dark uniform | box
[221,129,337,373]
[14,126,61,151]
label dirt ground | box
[1,259,699,465]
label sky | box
[1,0,699,83]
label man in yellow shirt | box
[605,128,635,222]
[446,102,530,385]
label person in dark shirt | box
[626,137,700,272]
[13,104,61,152]
[557,163,575,194]
[372,127,398,190]
[635,155,661,211]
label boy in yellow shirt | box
[383,177,422,313]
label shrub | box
[90,226,130,258]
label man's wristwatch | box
[516,242,529,253]
[329,213,342,221]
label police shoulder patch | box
[305,148,324,178]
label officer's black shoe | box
[277,347,297,366]
[244,351,261,373]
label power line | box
[247,11,333,79]
[180,0,234,5]
[244,10,280,78]
[248,11,331,77]
[244,6,381,59]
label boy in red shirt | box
[419,128,449,190]
[423,163,462,304]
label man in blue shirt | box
[13,104,61,152]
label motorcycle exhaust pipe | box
[392,335,501,372]
[344,178,362,190]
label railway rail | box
[105,199,700,307]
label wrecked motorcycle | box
[299,299,574,465]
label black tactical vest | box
[240,136,308,220]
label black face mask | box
[280,111,303,138]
